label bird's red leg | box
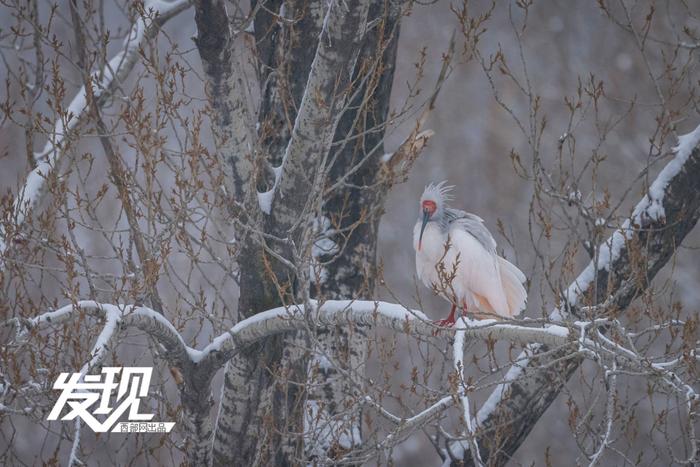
[434,303,457,327]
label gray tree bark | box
[305,1,402,461]
[193,0,405,464]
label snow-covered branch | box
[194,301,574,369]
[14,301,192,368]
[451,124,700,466]
[452,322,483,467]
[560,126,700,313]
[18,297,691,399]
[9,294,695,464]
[11,299,576,376]
[1,0,190,258]
[10,298,576,464]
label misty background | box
[2,0,699,465]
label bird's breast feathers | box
[414,219,511,312]
[413,221,445,286]
[413,221,495,286]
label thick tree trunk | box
[196,0,383,464]
[246,0,403,461]
[306,1,402,460]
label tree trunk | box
[196,0,393,464]
[306,1,402,460]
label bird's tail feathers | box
[498,257,527,317]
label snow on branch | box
[13,301,192,369]
[451,124,700,466]
[19,298,688,411]
[562,123,700,311]
[194,300,575,368]
[452,322,484,466]
[365,395,455,452]
[266,0,371,221]
[10,298,694,463]
[11,299,576,375]
[1,0,190,257]
[17,299,190,466]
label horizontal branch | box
[11,299,693,463]
[13,300,576,373]
[20,298,685,402]
[194,300,574,370]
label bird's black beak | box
[419,209,430,250]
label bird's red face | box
[422,200,437,217]
[419,200,437,250]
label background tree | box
[1,0,699,466]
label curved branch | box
[14,299,574,374]
[11,298,575,465]
[17,301,192,368]
[195,300,573,371]
[13,297,692,464]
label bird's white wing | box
[448,223,509,316]
[444,209,497,253]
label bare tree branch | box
[453,125,700,466]
[68,0,166,312]
[1,0,190,264]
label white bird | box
[413,182,527,326]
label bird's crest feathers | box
[420,181,454,214]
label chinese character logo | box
[47,367,174,433]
